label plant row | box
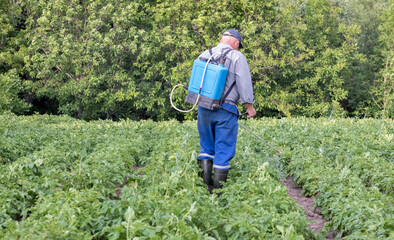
[1,114,315,239]
[1,114,392,239]
[238,118,393,239]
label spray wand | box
[220,107,282,157]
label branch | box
[383,48,392,92]
[371,94,383,110]
[56,65,75,81]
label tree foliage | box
[0,0,392,120]
[374,0,394,118]
[332,0,393,118]
[0,0,29,114]
[0,69,30,114]
[23,0,151,120]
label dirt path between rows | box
[280,176,338,240]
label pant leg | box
[213,103,239,170]
[197,106,215,161]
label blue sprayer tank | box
[184,59,229,110]
[188,59,228,100]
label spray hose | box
[170,52,221,113]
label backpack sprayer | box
[170,50,230,112]
[170,49,282,157]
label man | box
[197,29,256,193]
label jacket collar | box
[217,43,233,50]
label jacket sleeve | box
[234,54,254,104]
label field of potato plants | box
[0,114,392,239]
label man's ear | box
[235,40,240,49]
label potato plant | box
[0,114,392,239]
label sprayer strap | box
[220,48,233,62]
[208,48,233,63]
[221,81,236,102]
[218,48,235,105]
[207,47,235,108]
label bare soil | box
[134,165,145,175]
[280,176,338,240]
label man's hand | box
[244,103,256,118]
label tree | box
[0,0,30,114]
[23,0,149,120]
[1,0,390,119]
[267,0,361,117]
[0,69,30,114]
[331,0,391,117]
[372,0,393,118]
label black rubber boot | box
[213,168,229,190]
[199,160,213,192]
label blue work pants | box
[197,102,239,170]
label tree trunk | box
[382,48,391,118]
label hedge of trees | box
[0,0,393,120]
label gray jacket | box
[198,43,254,104]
